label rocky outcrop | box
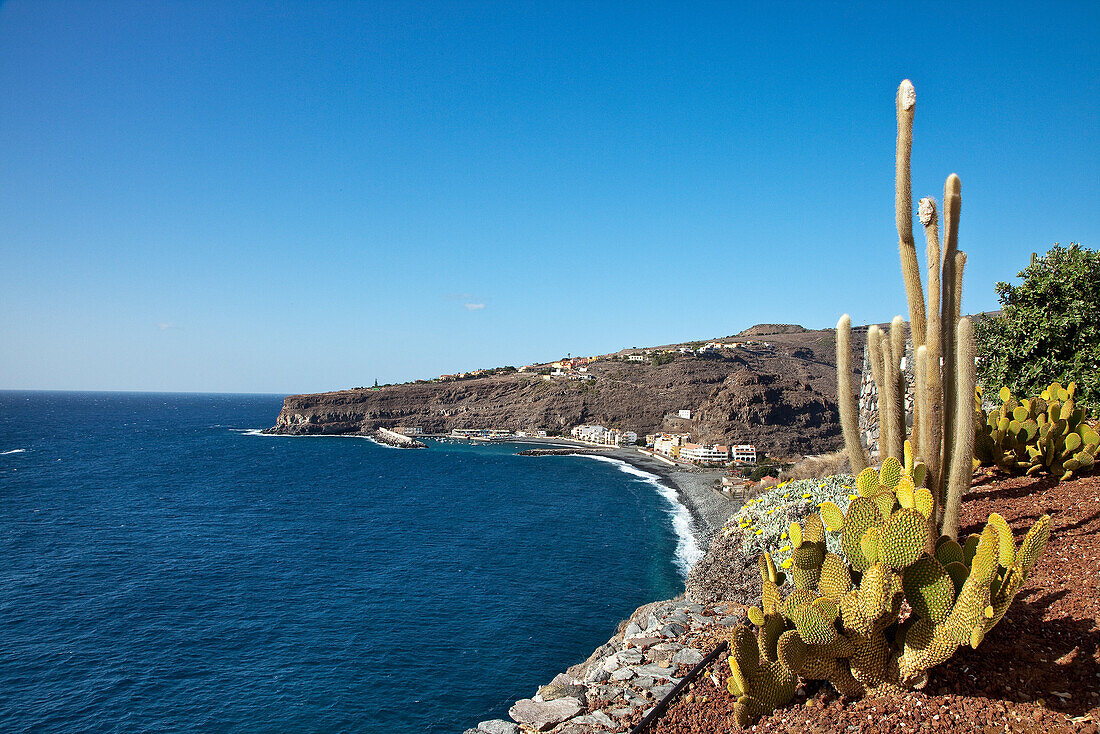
[683,528,762,607]
[466,596,744,733]
[267,326,866,457]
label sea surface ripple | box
[0,392,687,733]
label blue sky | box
[1,1,1097,394]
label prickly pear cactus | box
[975,382,1098,480]
[724,461,1052,727]
[727,555,796,727]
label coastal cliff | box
[268,325,866,455]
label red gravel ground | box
[651,472,1100,733]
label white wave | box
[571,454,703,577]
[1,448,26,455]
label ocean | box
[0,391,696,733]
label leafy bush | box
[726,475,855,565]
[975,243,1100,412]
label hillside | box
[268,325,868,456]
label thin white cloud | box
[464,302,485,311]
[157,322,182,331]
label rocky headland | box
[266,325,867,457]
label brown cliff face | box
[268,325,865,457]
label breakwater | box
[373,427,426,448]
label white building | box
[571,425,637,447]
[653,433,691,458]
[680,444,730,464]
[394,426,423,436]
[678,409,692,420]
[731,444,758,465]
[627,354,647,362]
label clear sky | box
[1,1,1097,394]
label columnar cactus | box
[725,461,1052,727]
[836,79,975,540]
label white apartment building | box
[731,444,758,465]
[571,425,637,447]
[627,354,647,362]
[653,433,691,458]
[680,444,731,464]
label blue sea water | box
[0,392,693,733]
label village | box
[429,338,776,383]
[391,421,757,471]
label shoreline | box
[510,440,739,550]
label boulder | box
[477,721,520,734]
[538,682,587,704]
[508,697,583,731]
[672,647,704,666]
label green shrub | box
[975,243,1100,412]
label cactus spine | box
[837,315,868,473]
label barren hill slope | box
[268,325,866,456]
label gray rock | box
[651,683,677,700]
[538,683,586,704]
[572,711,616,729]
[584,668,610,684]
[682,603,704,613]
[665,611,690,625]
[617,648,643,665]
[552,725,595,734]
[609,707,634,719]
[633,663,680,681]
[672,647,704,666]
[626,636,662,649]
[477,721,520,734]
[549,672,578,686]
[689,613,710,626]
[464,729,481,734]
[623,621,642,637]
[508,697,583,731]
[633,675,656,690]
[658,622,685,637]
[718,614,742,626]
[610,666,634,681]
[589,684,622,702]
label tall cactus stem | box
[940,175,962,490]
[942,317,976,540]
[915,346,936,513]
[837,315,869,473]
[889,316,907,461]
[895,79,927,348]
[868,326,888,460]
[918,197,944,506]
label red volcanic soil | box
[651,471,1100,733]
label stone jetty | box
[373,427,426,448]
